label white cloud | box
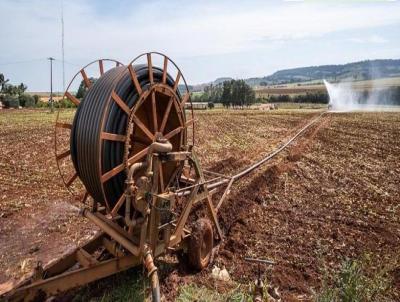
[348,35,388,44]
[0,0,399,89]
[1,1,399,57]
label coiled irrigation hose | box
[70,65,178,208]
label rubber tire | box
[188,218,213,270]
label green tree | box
[193,79,255,108]
[0,73,27,96]
[19,94,35,107]
[33,95,40,105]
[221,81,232,108]
[76,77,97,99]
[0,73,9,92]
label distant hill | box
[213,77,234,85]
[191,77,234,92]
[193,59,400,89]
[255,59,400,86]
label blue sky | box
[0,0,399,92]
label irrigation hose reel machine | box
[6,53,231,301]
[4,52,328,302]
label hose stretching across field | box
[230,110,327,181]
[201,110,330,210]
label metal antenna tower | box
[61,0,65,92]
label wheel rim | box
[56,53,195,214]
[198,219,213,266]
[54,59,123,204]
[98,53,194,212]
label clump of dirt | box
[207,156,251,175]
[392,267,400,291]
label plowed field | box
[1,109,399,300]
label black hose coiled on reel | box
[70,65,177,208]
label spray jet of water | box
[324,80,362,112]
[323,79,399,112]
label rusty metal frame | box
[4,232,140,301]
[5,147,226,299]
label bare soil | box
[165,110,400,301]
[198,111,400,301]
[0,110,94,293]
[1,109,399,301]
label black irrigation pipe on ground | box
[208,110,329,190]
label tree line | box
[267,91,329,104]
[0,73,34,107]
[266,87,400,105]
[191,79,256,108]
[356,87,400,105]
[0,72,79,109]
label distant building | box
[26,92,64,103]
[185,102,208,110]
[259,103,276,110]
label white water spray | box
[323,80,361,111]
[323,79,399,112]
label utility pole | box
[48,57,55,113]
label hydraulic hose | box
[70,64,179,209]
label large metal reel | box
[56,52,194,214]
[55,59,123,202]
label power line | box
[0,58,45,66]
[0,57,81,68]
[53,58,80,67]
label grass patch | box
[272,102,327,110]
[71,268,147,302]
[316,257,392,302]
[176,284,251,302]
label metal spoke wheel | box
[96,52,194,213]
[54,59,123,204]
[55,53,194,214]
[188,218,214,270]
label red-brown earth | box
[1,109,399,300]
